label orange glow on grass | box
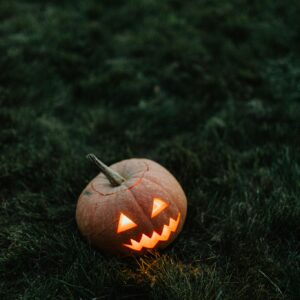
[117,213,137,233]
[124,213,181,251]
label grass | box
[0,0,300,299]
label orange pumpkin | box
[76,154,187,256]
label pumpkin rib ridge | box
[126,187,155,232]
[125,179,175,231]
[126,184,155,232]
[142,176,181,213]
[90,194,119,236]
[91,196,128,238]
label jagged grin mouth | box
[123,213,181,251]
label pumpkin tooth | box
[169,214,180,232]
[141,233,156,248]
[147,231,161,248]
[160,225,171,241]
[169,218,177,232]
[131,239,141,248]
[140,234,152,246]
[123,213,181,251]
[124,239,142,251]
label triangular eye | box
[117,213,137,233]
[151,197,168,218]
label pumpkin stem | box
[87,153,125,186]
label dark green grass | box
[1,0,300,299]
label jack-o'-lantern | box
[76,154,187,256]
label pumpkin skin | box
[76,156,187,256]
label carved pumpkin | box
[76,154,187,256]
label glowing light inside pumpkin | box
[124,213,180,251]
[117,213,137,233]
[151,197,168,218]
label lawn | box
[0,0,299,299]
